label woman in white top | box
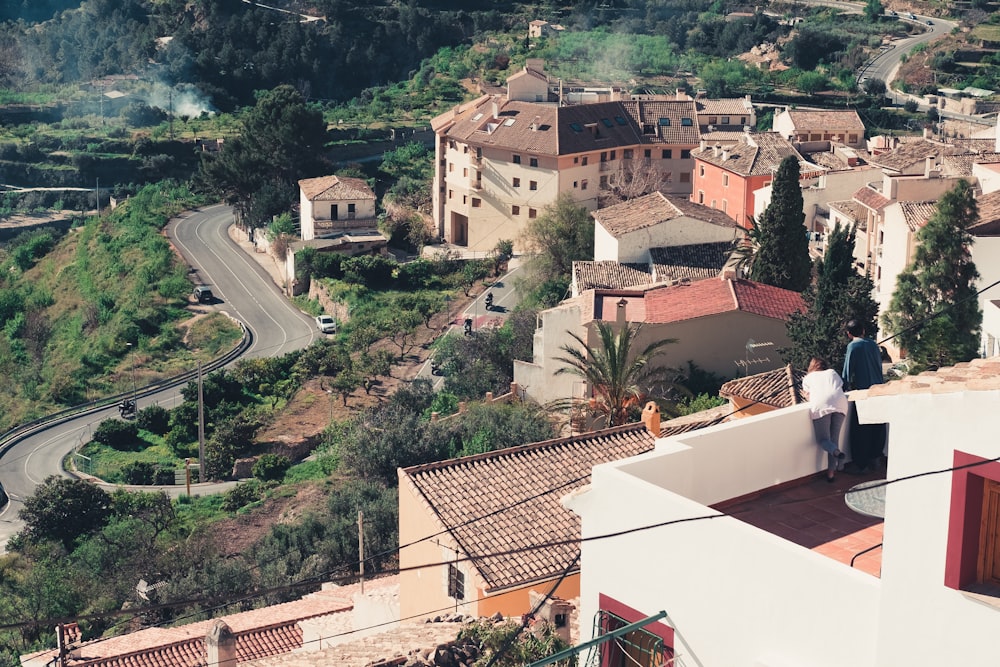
[801,357,849,482]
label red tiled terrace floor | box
[714,467,886,577]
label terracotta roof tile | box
[695,98,753,116]
[972,190,1000,236]
[401,425,660,591]
[853,185,892,211]
[692,132,806,177]
[829,199,864,221]
[298,175,374,201]
[862,357,1000,398]
[941,151,1000,176]
[574,261,652,291]
[592,191,738,237]
[719,364,806,408]
[641,277,804,324]
[649,242,733,281]
[865,139,963,173]
[898,200,937,232]
[781,109,865,132]
[617,100,701,145]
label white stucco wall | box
[567,405,881,667]
[754,169,875,234]
[614,216,738,263]
[513,304,587,407]
[873,204,913,349]
[973,236,1000,356]
[972,162,1000,195]
[593,222,620,262]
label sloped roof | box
[941,151,1000,176]
[649,242,733,281]
[641,277,805,324]
[696,98,753,116]
[972,190,1000,236]
[401,424,659,592]
[574,261,652,291]
[829,199,863,221]
[898,200,937,232]
[25,583,378,667]
[618,100,701,145]
[692,132,805,177]
[865,139,963,173]
[298,175,375,201]
[853,185,892,211]
[593,191,738,237]
[781,109,865,132]
[719,364,806,409]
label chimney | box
[641,401,660,436]
[206,621,238,667]
[925,155,935,178]
[491,101,499,120]
[531,115,541,131]
[510,381,520,401]
[713,144,721,158]
[616,298,628,325]
[700,138,707,151]
[722,148,730,161]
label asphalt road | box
[0,204,318,549]
[858,13,957,100]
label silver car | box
[315,315,337,333]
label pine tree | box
[882,180,982,370]
[784,223,879,370]
[750,155,813,292]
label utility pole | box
[95,178,100,218]
[126,342,137,412]
[358,510,365,594]
[168,88,174,139]
[197,362,205,483]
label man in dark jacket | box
[842,320,886,474]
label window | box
[740,117,746,125]
[610,150,616,160]
[644,149,651,159]
[658,117,670,127]
[598,595,675,667]
[463,167,468,177]
[600,175,609,189]
[600,151,608,162]
[945,453,1000,594]
[601,118,614,128]
[711,199,717,209]
[722,199,728,213]
[722,116,730,124]
[698,190,704,204]
[623,149,633,159]
[472,198,481,208]
[448,563,465,600]
[448,140,456,149]
[530,181,538,191]
[513,154,521,164]
[699,165,705,177]
[448,163,454,172]
[528,208,537,218]
[709,116,718,124]
[680,149,691,159]
[723,174,729,187]
[582,156,589,166]
[573,157,579,164]
[463,145,469,153]
[513,177,521,188]
[615,115,627,126]
[680,172,691,183]
[462,195,467,204]
[581,179,588,190]
[573,181,578,188]
[512,205,520,215]
[529,157,538,167]
[681,117,693,126]
[570,122,583,132]
[448,189,453,199]
[849,134,859,144]
[662,149,672,159]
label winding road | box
[0,204,319,549]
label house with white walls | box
[566,357,1000,667]
[298,175,377,241]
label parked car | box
[315,315,337,333]
[193,285,214,303]
[926,19,933,25]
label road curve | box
[0,205,318,548]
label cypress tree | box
[784,223,878,370]
[750,155,813,292]
[882,180,982,370]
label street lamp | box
[126,342,137,413]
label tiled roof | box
[617,100,701,145]
[898,200,937,232]
[649,242,733,281]
[700,130,747,143]
[719,364,806,409]
[660,404,731,435]
[401,424,659,592]
[32,583,382,667]
[574,261,652,291]
[941,150,1000,176]
[865,139,963,172]
[863,357,1000,398]
[593,191,738,237]
[692,132,805,177]
[972,190,1000,236]
[781,109,865,132]
[853,185,892,211]
[695,98,752,116]
[641,277,804,324]
[829,199,863,221]
[298,175,374,201]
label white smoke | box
[145,81,216,118]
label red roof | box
[641,278,804,324]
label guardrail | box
[0,321,252,511]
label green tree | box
[750,155,812,292]
[784,223,879,370]
[797,70,829,95]
[864,0,884,23]
[198,85,329,227]
[520,194,593,307]
[555,321,681,427]
[15,476,112,551]
[882,180,982,370]
[459,618,571,667]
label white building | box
[567,358,1000,667]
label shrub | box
[252,454,291,482]
[904,99,918,112]
[122,461,155,485]
[153,467,175,485]
[137,405,170,434]
[222,480,262,512]
[92,418,140,451]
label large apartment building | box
[430,95,701,251]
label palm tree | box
[554,320,682,427]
